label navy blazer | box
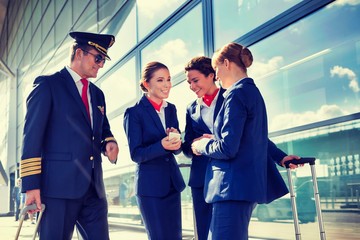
[123,95,185,197]
[183,88,225,188]
[201,78,284,204]
[21,68,114,199]
[266,141,289,203]
[183,87,288,202]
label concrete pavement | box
[0,214,150,240]
[2,203,359,239]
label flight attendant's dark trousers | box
[191,187,212,240]
[208,200,256,240]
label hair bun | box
[241,47,253,68]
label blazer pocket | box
[43,152,72,161]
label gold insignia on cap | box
[109,37,115,48]
[88,41,107,54]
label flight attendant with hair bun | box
[123,61,185,240]
[190,43,300,240]
[183,55,299,240]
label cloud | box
[145,38,189,74]
[327,0,360,8]
[269,104,348,131]
[249,56,284,79]
[137,0,179,19]
[330,65,359,93]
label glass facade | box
[0,0,359,238]
[0,79,9,174]
[212,0,303,49]
[249,2,360,131]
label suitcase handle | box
[15,203,46,240]
[20,203,46,216]
[284,157,316,168]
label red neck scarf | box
[148,97,163,112]
[203,88,220,107]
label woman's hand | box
[161,136,181,151]
[166,127,179,135]
[191,134,214,156]
[281,155,302,169]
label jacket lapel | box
[193,100,211,133]
[213,87,225,123]
[164,105,172,130]
[60,68,91,127]
[89,83,101,130]
[140,96,166,134]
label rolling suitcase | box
[285,157,326,240]
[15,203,45,240]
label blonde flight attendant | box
[184,56,299,240]
[191,43,295,239]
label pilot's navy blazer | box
[123,95,185,196]
[198,78,284,204]
[21,67,114,200]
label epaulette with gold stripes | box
[20,157,41,177]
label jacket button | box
[90,156,94,160]
[92,136,95,141]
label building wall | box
[0,0,359,237]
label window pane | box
[103,114,141,225]
[100,57,137,114]
[101,3,136,74]
[55,1,72,46]
[141,3,203,76]
[0,80,9,167]
[137,0,186,40]
[103,114,135,172]
[98,0,127,30]
[213,0,302,49]
[248,1,360,132]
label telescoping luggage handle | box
[284,157,315,168]
[285,157,326,240]
[15,203,46,240]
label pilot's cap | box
[69,31,115,60]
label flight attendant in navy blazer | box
[183,56,299,240]
[123,62,186,240]
[191,42,293,239]
[20,32,119,239]
[183,56,224,240]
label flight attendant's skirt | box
[137,186,182,240]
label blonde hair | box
[213,42,253,72]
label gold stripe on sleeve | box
[20,157,42,177]
[105,137,116,142]
[21,170,42,178]
[21,157,41,164]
